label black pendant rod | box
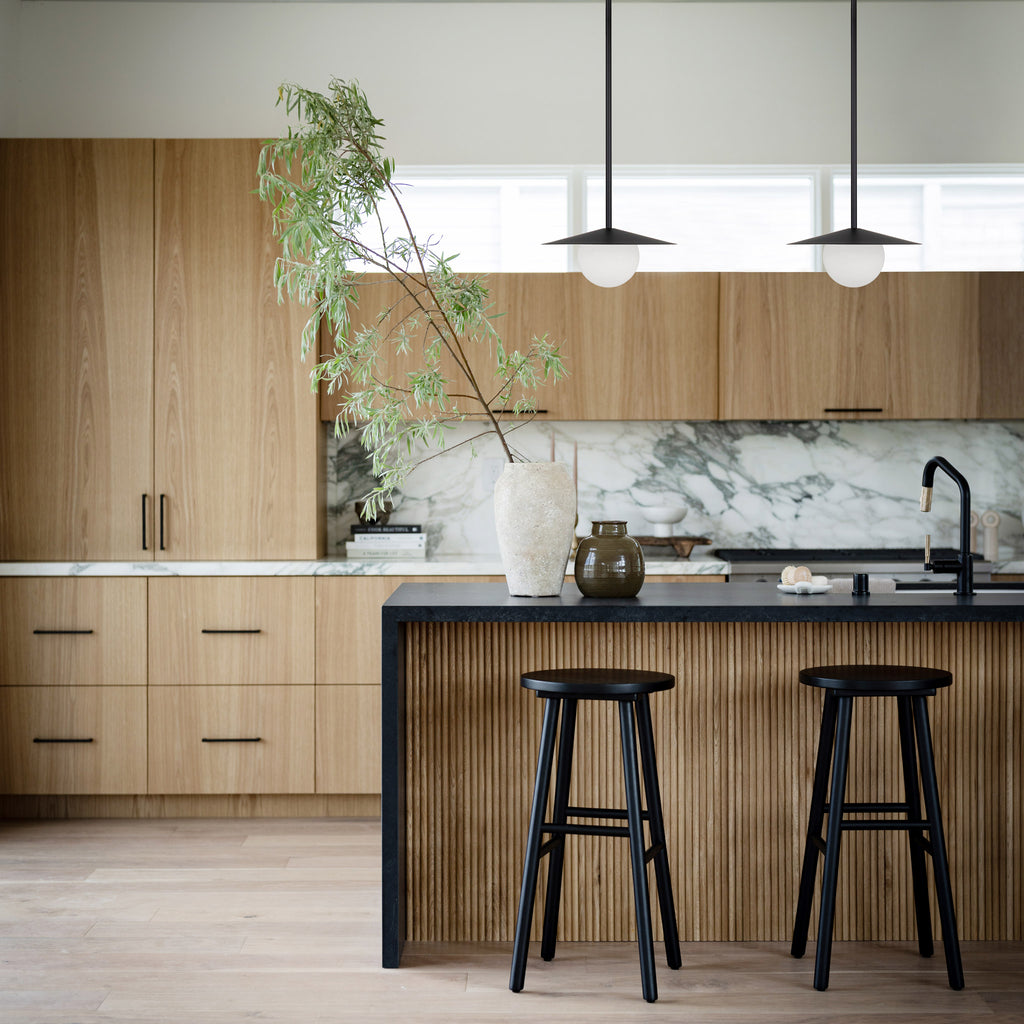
[604,0,613,231]
[850,0,858,231]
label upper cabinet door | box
[977,272,1024,419]
[484,273,719,421]
[155,140,321,560]
[719,272,981,420]
[321,273,719,422]
[0,140,154,560]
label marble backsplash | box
[326,420,1024,560]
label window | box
[833,171,1024,270]
[351,165,1024,273]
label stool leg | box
[510,696,560,993]
[619,699,658,1003]
[636,694,681,971]
[813,695,853,991]
[913,696,965,991]
[541,698,577,961]
[792,691,839,959]
[897,695,934,959]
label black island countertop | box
[382,580,1024,625]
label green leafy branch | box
[257,78,567,519]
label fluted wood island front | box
[380,582,1024,967]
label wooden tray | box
[633,536,711,559]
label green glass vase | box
[574,520,645,598]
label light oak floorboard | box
[0,818,1020,1023]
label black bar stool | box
[509,667,681,1003]
[792,664,964,992]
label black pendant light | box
[791,0,917,287]
[546,0,671,288]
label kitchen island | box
[381,581,1024,966]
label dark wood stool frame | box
[509,669,682,1003]
[792,665,965,992]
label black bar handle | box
[33,629,94,635]
[200,628,263,635]
[823,407,884,414]
[201,737,262,743]
[491,409,549,415]
[159,494,167,551]
[142,493,149,551]
[33,737,94,744]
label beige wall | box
[7,2,1024,166]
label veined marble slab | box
[0,557,730,578]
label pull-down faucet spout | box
[920,456,974,596]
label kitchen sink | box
[894,581,1024,593]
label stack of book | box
[344,524,426,559]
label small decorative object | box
[354,499,393,526]
[494,463,576,597]
[574,521,645,598]
[640,504,687,538]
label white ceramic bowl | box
[641,505,687,538]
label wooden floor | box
[0,818,1021,1023]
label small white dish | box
[777,582,833,595]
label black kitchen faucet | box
[920,456,975,597]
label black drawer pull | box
[492,408,548,415]
[201,628,263,635]
[823,407,884,414]
[159,493,167,551]
[201,737,262,743]
[142,493,149,551]
[33,629,94,635]
[34,737,94,744]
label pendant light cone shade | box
[790,0,917,287]
[545,0,671,287]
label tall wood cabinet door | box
[155,140,321,560]
[484,273,720,420]
[0,140,154,560]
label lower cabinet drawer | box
[315,685,381,794]
[148,685,314,794]
[0,686,147,794]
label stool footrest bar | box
[840,820,930,831]
[566,805,649,821]
[544,822,631,838]
[825,801,911,814]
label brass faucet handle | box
[920,486,933,512]
[925,533,932,564]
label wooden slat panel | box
[0,578,147,686]
[403,620,1022,943]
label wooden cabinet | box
[716,274,978,421]
[719,271,1024,420]
[315,685,381,794]
[148,684,314,794]
[0,686,147,794]
[321,273,720,422]
[0,139,321,562]
[148,577,314,687]
[0,578,147,686]
[0,140,155,560]
[0,577,147,794]
[154,140,321,559]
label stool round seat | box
[799,664,952,696]
[520,668,675,699]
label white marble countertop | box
[0,556,731,577]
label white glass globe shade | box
[576,244,640,288]
[822,244,885,288]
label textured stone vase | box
[574,520,645,598]
[493,462,576,597]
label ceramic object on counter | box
[574,520,645,598]
[639,504,687,538]
[494,462,576,597]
